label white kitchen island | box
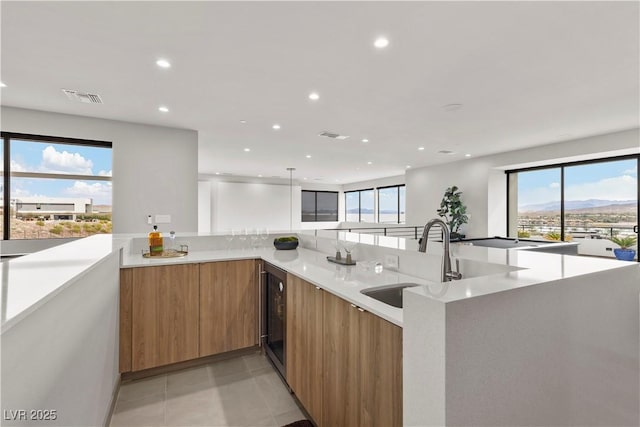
[1,232,638,426]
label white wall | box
[213,181,302,232]
[406,129,640,238]
[198,177,344,232]
[197,181,212,233]
[1,251,120,427]
[1,107,199,234]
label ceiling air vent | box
[319,131,349,140]
[62,89,104,104]
[437,150,456,155]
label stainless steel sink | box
[360,283,421,308]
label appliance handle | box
[634,225,638,234]
[258,263,265,346]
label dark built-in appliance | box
[261,262,286,379]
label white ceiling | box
[1,1,638,184]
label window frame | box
[506,153,640,242]
[1,132,113,240]
[377,184,406,224]
[301,190,339,222]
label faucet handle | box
[447,258,463,281]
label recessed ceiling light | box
[158,106,169,113]
[367,161,373,165]
[240,120,247,124]
[442,103,463,112]
[465,153,471,157]
[418,147,425,151]
[156,59,171,68]
[0,82,6,88]
[374,37,389,49]
[303,177,308,180]
[243,148,251,152]
[272,124,281,130]
[309,92,319,101]
[362,139,369,143]
[406,165,411,169]
[258,174,263,177]
[215,172,220,175]
[306,155,312,158]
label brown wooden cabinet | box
[322,291,362,427]
[286,274,403,427]
[130,264,200,371]
[199,259,258,357]
[359,309,403,427]
[286,274,324,426]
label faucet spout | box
[418,218,462,282]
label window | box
[345,189,374,223]
[1,132,112,240]
[301,190,338,222]
[507,155,638,245]
[378,185,406,224]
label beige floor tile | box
[242,352,271,372]
[165,390,225,427]
[110,355,302,427]
[110,394,165,427]
[273,407,306,427]
[208,357,248,380]
[253,368,298,417]
[118,375,167,403]
[167,365,213,398]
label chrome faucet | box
[418,218,462,282]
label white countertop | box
[3,232,637,333]
[122,246,434,326]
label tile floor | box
[110,351,306,427]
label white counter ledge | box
[1,234,128,334]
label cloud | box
[549,182,560,188]
[41,145,93,174]
[519,174,637,206]
[98,169,112,177]
[623,165,637,175]
[64,181,112,205]
[10,160,26,172]
[565,174,637,201]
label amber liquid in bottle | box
[148,225,164,256]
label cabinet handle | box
[350,304,357,308]
[315,286,321,291]
[357,307,365,312]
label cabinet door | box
[359,311,403,427]
[286,274,323,426]
[131,264,199,371]
[322,292,361,427]
[200,260,257,356]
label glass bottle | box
[148,225,164,256]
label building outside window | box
[1,133,112,240]
[301,190,338,222]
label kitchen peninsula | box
[2,231,639,427]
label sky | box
[517,158,638,208]
[1,139,113,205]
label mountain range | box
[519,199,636,212]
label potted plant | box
[610,235,637,261]
[437,186,469,240]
